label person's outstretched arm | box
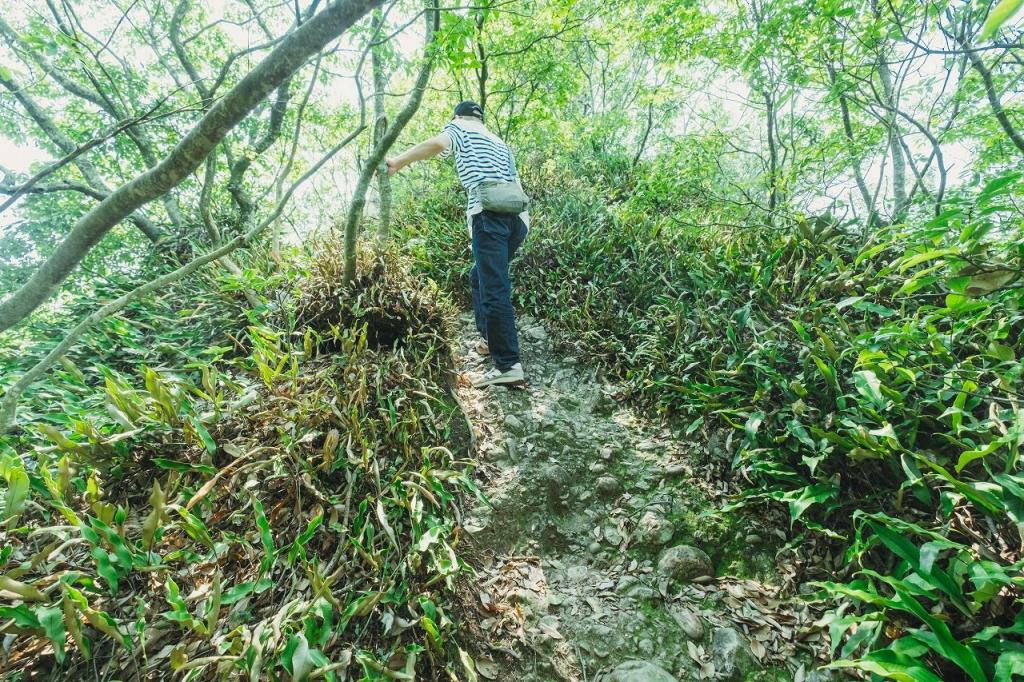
[386,133,449,175]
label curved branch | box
[0,181,105,201]
[0,124,363,433]
[227,79,294,222]
[0,16,108,110]
[0,102,182,216]
[964,44,1024,157]
[0,70,164,242]
[0,0,384,335]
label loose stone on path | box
[712,626,758,681]
[601,660,677,682]
[657,544,714,582]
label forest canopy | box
[1,0,1023,680]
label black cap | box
[453,100,483,120]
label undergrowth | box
[0,243,480,680]
[396,155,1024,681]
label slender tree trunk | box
[965,47,1024,158]
[371,10,392,239]
[763,88,780,214]
[200,150,261,307]
[632,102,655,167]
[228,80,293,227]
[826,63,875,226]
[343,0,438,284]
[877,54,908,217]
[871,0,907,217]
[475,9,488,111]
[0,0,383,334]
[838,92,876,223]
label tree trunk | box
[0,0,384,334]
[965,47,1024,158]
[764,88,780,214]
[371,10,393,239]
[343,0,438,284]
[632,102,655,167]
[475,9,488,111]
[827,63,876,226]
[877,54,908,217]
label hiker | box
[386,100,530,388]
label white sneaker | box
[472,362,525,388]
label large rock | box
[503,413,524,430]
[580,622,622,659]
[711,627,756,682]
[667,604,704,641]
[615,574,657,600]
[634,509,674,546]
[596,475,622,496]
[602,660,677,682]
[541,464,568,510]
[657,545,713,582]
[525,325,548,341]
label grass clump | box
[0,243,479,680]
[396,154,1024,681]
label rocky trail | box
[452,314,835,682]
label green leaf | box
[994,650,1024,680]
[914,455,1002,515]
[152,458,217,475]
[786,483,837,523]
[91,547,119,594]
[415,525,443,552]
[830,647,944,682]
[898,248,958,273]
[251,495,275,575]
[811,355,840,393]
[288,511,324,565]
[0,454,30,525]
[956,440,1002,473]
[162,577,195,628]
[37,605,66,663]
[220,581,256,605]
[865,520,971,614]
[853,370,884,406]
[743,411,765,444]
[176,507,214,549]
[980,0,1024,40]
[873,574,987,681]
[990,343,1016,362]
[0,604,41,629]
[189,418,217,454]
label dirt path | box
[453,313,833,682]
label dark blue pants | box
[471,211,528,371]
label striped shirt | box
[439,119,528,232]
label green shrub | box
[0,243,478,679]
[395,156,1024,680]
